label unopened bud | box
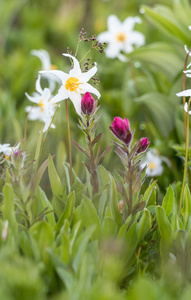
[118,200,124,213]
[137,137,150,154]
[81,92,95,115]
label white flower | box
[141,151,163,177]
[97,15,145,61]
[25,75,56,132]
[40,54,101,115]
[0,143,20,158]
[184,102,191,114]
[31,49,61,92]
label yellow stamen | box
[5,154,9,160]
[65,77,82,93]
[116,32,126,42]
[149,162,156,170]
[38,99,44,112]
[51,64,57,70]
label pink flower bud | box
[81,92,95,115]
[110,117,132,146]
[137,137,149,154]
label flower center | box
[65,77,82,93]
[5,154,9,160]
[149,162,156,170]
[38,99,44,112]
[116,32,127,42]
[51,64,57,70]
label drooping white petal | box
[184,102,191,115]
[97,31,112,43]
[107,15,122,33]
[79,64,97,82]
[122,16,142,32]
[69,92,82,115]
[80,82,101,99]
[42,88,51,102]
[35,75,43,94]
[39,70,68,83]
[118,53,128,62]
[176,89,191,97]
[63,54,82,77]
[31,49,51,70]
[25,92,40,103]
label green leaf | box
[137,209,152,244]
[33,125,43,173]
[109,178,123,227]
[36,187,55,226]
[101,217,118,239]
[143,181,157,206]
[48,154,62,197]
[81,196,101,241]
[2,183,17,235]
[72,225,96,273]
[54,192,75,232]
[156,206,173,261]
[182,184,191,229]
[162,186,174,217]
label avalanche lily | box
[141,151,163,177]
[97,15,145,61]
[40,54,101,115]
[31,49,60,92]
[25,75,56,132]
[0,143,20,159]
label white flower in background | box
[2,220,8,241]
[176,88,191,98]
[25,75,56,132]
[141,150,164,177]
[97,15,145,61]
[31,49,61,92]
[40,54,101,115]
[184,26,191,57]
[0,143,20,158]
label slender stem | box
[179,97,191,217]
[65,99,73,186]
[128,159,133,215]
[24,105,35,151]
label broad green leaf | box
[37,187,55,226]
[72,225,96,273]
[182,184,191,229]
[54,192,75,232]
[124,223,138,259]
[97,165,111,188]
[141,5,191,44]
[162,186,174,216]
[143,181,157,206]
[156,206,173,261]
[109,178,123,227]
[101,218,118,239]
[2,183,17,235]
[117,215,132,238]
[81,196,101,241]
[137,209,151,244]
[48,154,63,197]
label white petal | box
[42,88,51,102]
[184,102,191,114]
[31,49,51,70]
[118,54,128,62]
[107,15,122,33]
[176,89,191,97]
[69,93,82,115]
[25,92,40,104]
[50,87,69,104]
[122,16,142,32]
[97,31,112,43]
[62,53,82,77]
[80,83,101,99]
[39,70,68,83]
[105,42,122,58]
[128,31,145,47]
[79,64,97,82]
[35,75,43,94]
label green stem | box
[183,50,191,139]
[179,97,191,217]
[65,99,73,187]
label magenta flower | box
[110,117,132,146]
[137,137,150,154]
[81,92,95,115]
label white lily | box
[31,49,60,92]
[25,75,56,132]
[176,88,191,98]
[97,15,145,61]
[0,143,20,158]
[141,151,164,177]
[40,54,101,115]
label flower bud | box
[137,137,150,154]
[110,117,132,146]
[81,92,95,115]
